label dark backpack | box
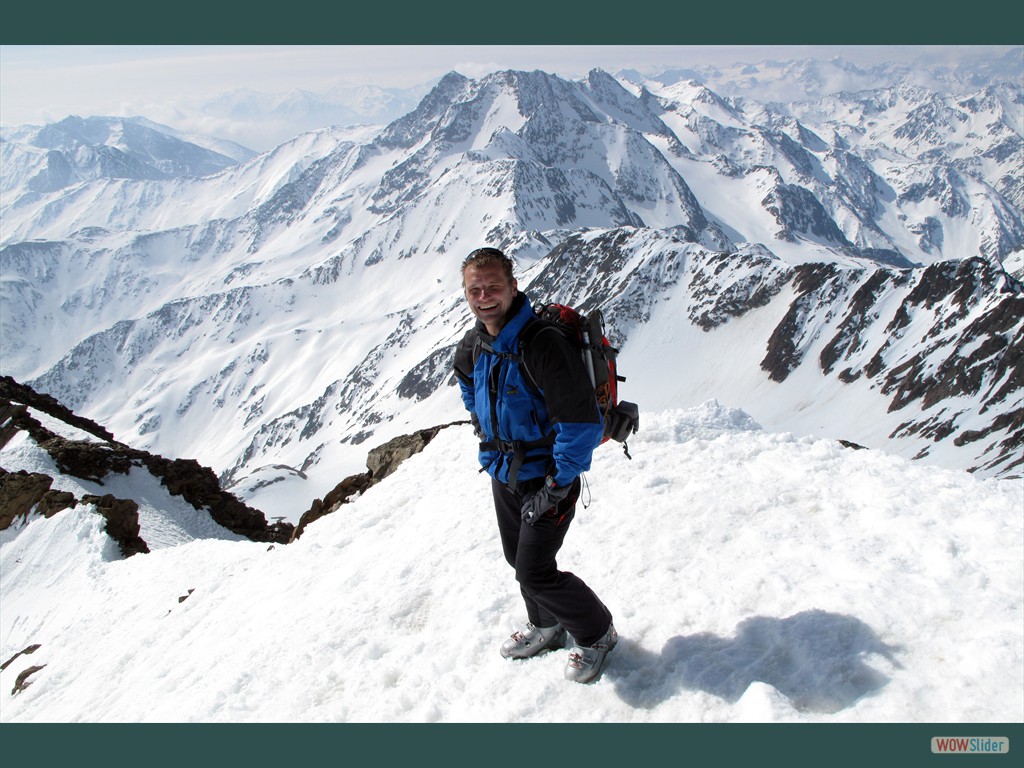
[479,302,640,458]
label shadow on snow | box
[606,609,901,714]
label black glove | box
[521,476,570,525]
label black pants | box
[492,476,612,647]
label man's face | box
[463,262,517,334]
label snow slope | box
[2,403,1020,724]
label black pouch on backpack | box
[607,400,640,443]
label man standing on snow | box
[453,246,617,684]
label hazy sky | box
[2,45,1010,122]
[1,44,1017,151]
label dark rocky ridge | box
[2,375,472,554]
[755,257,1023,476]
[1,375,293,549]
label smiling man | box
[453,246,617,684]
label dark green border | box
[1,1,1020,765]
[3,723,1023,766]
[0,0,1018,43]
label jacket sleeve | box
[523,327,604,487]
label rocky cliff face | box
[760,258,1023,476]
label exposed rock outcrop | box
[0,468,75,528]
[291,421,468,541]
[0,377,293,546]
[755,257,1023,477]
[80,493,149,557]
[0,468,148,556]
[0,375,114,442]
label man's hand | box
[521,476,570,525]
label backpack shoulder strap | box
[468,315,559,392]
[453,329,480,386]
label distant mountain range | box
[1,115,256,196]
[1,57,1021,521]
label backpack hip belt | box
[479,433,556,493]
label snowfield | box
[2,403,1021,724]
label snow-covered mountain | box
[1,64,1021,525]
[618,49,1024,110]
[0,116,256,199]
[1,383,1021,723]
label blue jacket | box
[454,293,603,489]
